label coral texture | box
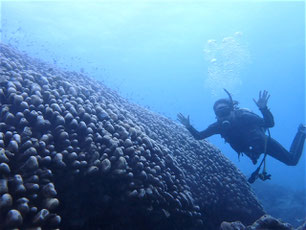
[220,214,300,230]
[0,43,264,230]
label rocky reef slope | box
[221,214,306,230]
[0,43,264,230]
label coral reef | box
[252,181,306,228]
[220,214,304,230]
[0,43,264,230]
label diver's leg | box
[289,124,306,165]
[266,137,293,165]
[266,125,306,166]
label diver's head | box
[213,99,233,118]
[213,89,239,118]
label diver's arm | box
[241,109,274,128]
[259,107,274,128]
[253,90,274,128]
[177,113,219,140]
[186,122,219,140]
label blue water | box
[1,0,305,221]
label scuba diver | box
[178,89,306,183]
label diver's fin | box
[298,124,306,134]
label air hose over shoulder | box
[223,88,234,109]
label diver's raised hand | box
[253,90,270,109]
[177,113,191,128]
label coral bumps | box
[0,44,264,230]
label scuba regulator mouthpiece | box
[221,120,231,129]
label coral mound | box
[220,214,297,230]
[0,43,264,230]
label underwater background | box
[1,0,305,227]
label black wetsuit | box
[186,107,305,166]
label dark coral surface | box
[0,44,264,230]
[221,214,296,230]
[252,181,306,228]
